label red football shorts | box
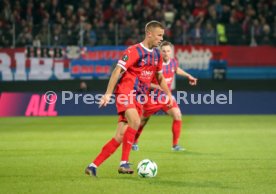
[143,96,179,118]
[115,93,142,123]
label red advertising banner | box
[227,46,276,67]
[0,47,70,81]
[174,45,229,70]
[1,46,276,81]
[0,46,122,81]
[174,45,276,68]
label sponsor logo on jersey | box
[141,70,153,77]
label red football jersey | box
[150,58,179,99]
[115,43,163,95]
[161,58,179,90]
[152,58,178,89]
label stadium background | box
[1,0,276,115]
[0,1,276,194]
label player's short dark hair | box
[160,41,173,48]
[145,20,165,33]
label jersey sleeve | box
[117,47,139,71]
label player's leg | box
[135,116,151,143]
[114,121,128,142]
[165,104,185,151]
[132,103,162,151]
[85,122,127,177]
[118,108,140,174]
[132,116,150,151]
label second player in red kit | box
[132,41,198,152]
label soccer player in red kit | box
[132,41,197,151]
[85,21,174,177]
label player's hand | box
[188,75,198,86]
[99,94,112,108]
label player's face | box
[149,27,164,47]
[161,45,172,62]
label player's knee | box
[128,119,140,130]
[114,133,123,143]
[173,112,182,120]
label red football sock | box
[172,120,182,146]
[93,138,120,167]
[121,126,137,161]
[134,125,144,144]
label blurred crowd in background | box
[0,0,276,47]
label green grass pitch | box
[0,115,275,194]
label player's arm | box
[99,47,138,107]
[99,66,124,107]
[155,72,173,107]
[150,83,162,90]
[176,67,198,86]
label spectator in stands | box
[1,0,276,47]
[259,24,272,45]
[193,0,208,19]
[17,25,33,46]
[98,33,112,45]
[226,16,243,45]
[273,16,276,45]
[242,15,252,44]
[33,35,41,47]
[53,11,65,25]
[0,0,12,22]
[107,22,116,45]
[214,0,223,19]
[24,1,34,23]
[189,21,204,45]
[124,28,140,46]
[0,19,12,47]
[220,5,231,24]
[48,0,61,22]
[208,5,219,27]
[251,19,262,45]
[36,26,49,46]
[272,1,276,19]
[51,24,65,46]
[119,19,132,44]
[83,22,97,46]
[83,0,91,16]
[63,20,78,45]
[176,15,190,44]
[203,22,217,45]
[217,22,227,44]
[33,1,49,26]
[172,19,185,44]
